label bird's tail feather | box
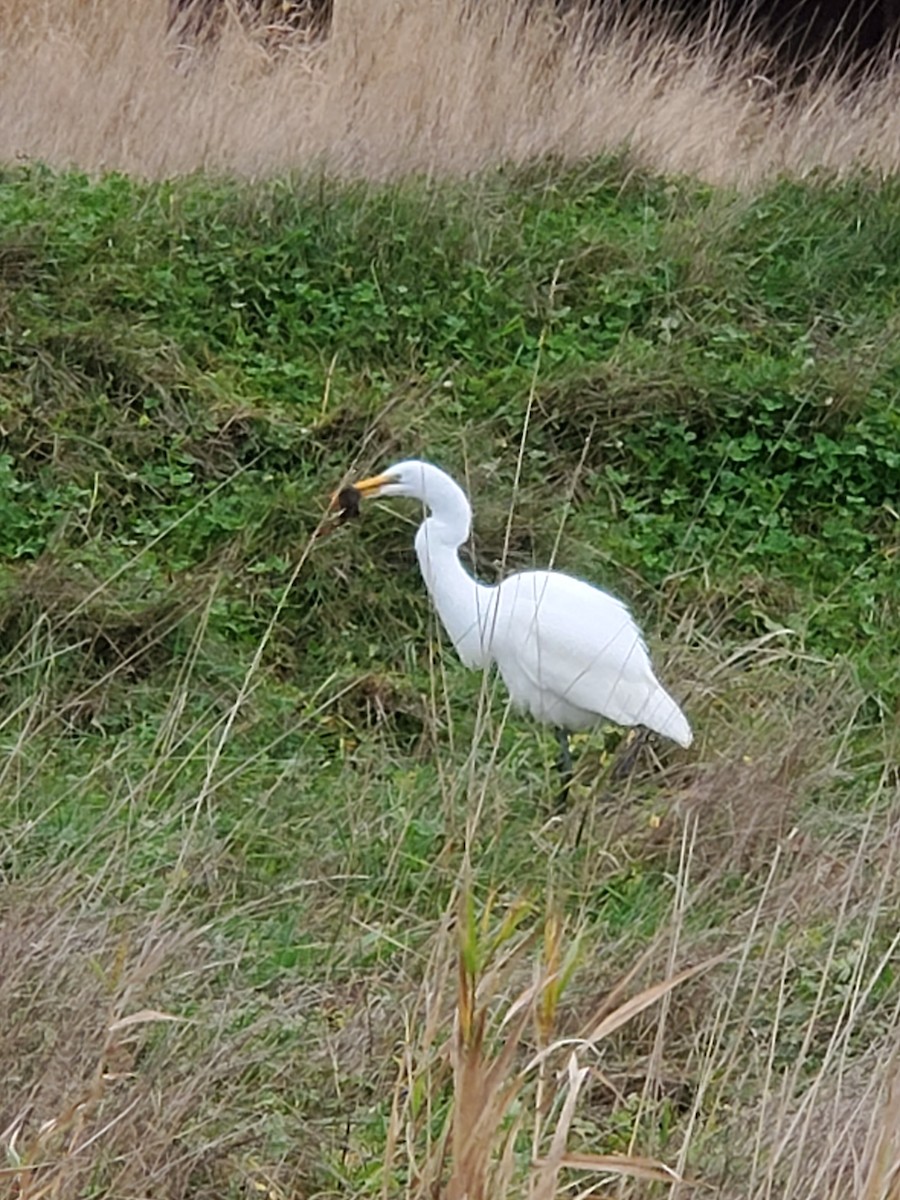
[641,686,693,748]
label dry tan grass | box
[0,880,326,1199]
[2,703,898,1199]
[2,0,900,184]
[374,772,900,1200]
[0,884,197,1199]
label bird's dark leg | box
[611,727,650,780]
[554,727,574,809]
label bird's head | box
[330,460,473,543]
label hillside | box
[1,156,898,1197]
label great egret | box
[336,460,692,787]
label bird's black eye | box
[336,485,362,523]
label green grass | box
[1,158,898,1198]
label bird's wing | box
[494,571,664,728]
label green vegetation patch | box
[1,165,896,669]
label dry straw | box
[2,0,900,183]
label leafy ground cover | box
[1,159,898,1198]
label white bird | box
[338,460,692,784]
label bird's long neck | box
[414,513,494,670]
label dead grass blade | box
[534,953,730,1068]
[537,1149,681,1183]
[107,1008,185,1032]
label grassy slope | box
[1,160,899,1197]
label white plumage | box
[345,460,692,750]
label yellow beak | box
[329,471,395,514]
[350,472,394,499]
